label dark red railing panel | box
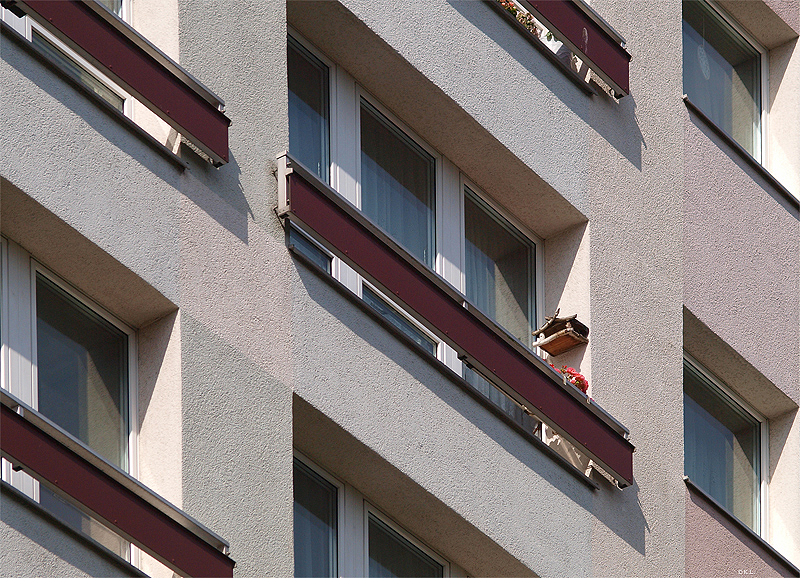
[19,0,230,163]
[0,404,235,578]
[521,0,630,96]
[287,172,634,485]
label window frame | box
[683,352,769,538]
[287,31,545,355]
[364,504,450,578]
[293,450,345,578]
[1,238,139,483]
[682,0,769,164]
[293,451,455,578]
[460,176,544,350]
[354,87,442,271]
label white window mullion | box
[2,239,37,499]
[439,159,464,374]
[5,239,34,406]
[342,484,365,578]
[333,65,361,295]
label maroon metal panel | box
[287,172,634,485]
[20,0,230,163]
[0,404,235,578]
[525,0,630,95]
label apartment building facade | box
[1,0,799,577]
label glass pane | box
[97,0,123,16]
[360,101,435,267]
[31,30,125,113]
[464,189,533,345]
[684,361,760,531]
[362,287,437,356]
[683,1,761,159]
[294,461,337,578]
[289,37,330,183]
[289,226,332,274]
[36,274,129,470]
[463,366,526,423]
[368,515,443,578]
[39,486,130,560]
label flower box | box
[533,309,589,356]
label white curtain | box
[360,102,434,267]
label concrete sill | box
[684,476,800,577]
[683,95,799,213]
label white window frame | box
[684,352,769,538]
[460,175,545,350]
[686,0,769,165]
[293,450,346,577]
[1,4,132,116]
[363,504,451,578]
[293,451,460,578]
[0,237,139,499]
[288,32,546,374]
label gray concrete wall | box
[2,0,799,576]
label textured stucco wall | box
[0,29,183,305]
[3,0,799,576]
[586,0,687,576]
[683,4,800,567]
[769,37,800,198]
[175,0,294,576]
[684,113,800,403]
[686,486,796,578]
[290,262,594,577]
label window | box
[1,238,137,557]
[286,33,542,356]
[294,459,338,578]
[683,355,766,534]
[360,99,436,268]
[1,3,130,113]
[293,455,452,578]
[288,35,330,183]
[463,186,535,346]
[682,0,765,161]
[368,512,444,578]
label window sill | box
[683,95,800,212]
[288,242,601,491]
[2,21,188,170]
[683,476,800,577]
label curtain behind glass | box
[360,101,435,267]
[36,274,128,469]
[684,362,760,531]
[682,1,760,158]
[294,461,337,578]
[289,37,330,182]
[464,190,532,345]
[368,516,442,578]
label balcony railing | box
[0,389,235,578]
[488,0,631,97]
[2,0,231,165]
[277,152,635,488]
